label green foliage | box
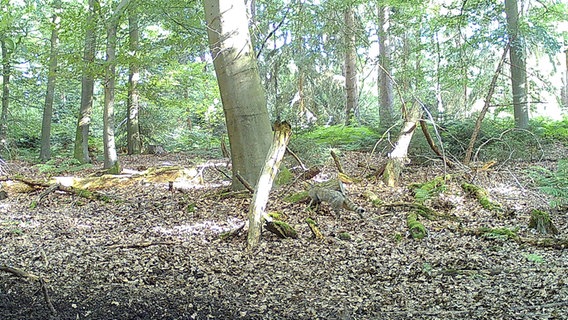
[535,118,568,142]
[409,175,448,204]
[525,253,545,264]
[34,156,92,174]
[480,227,519,241]
[296,125,379,150]
[528,160,568,208]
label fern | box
[528,160,568,208]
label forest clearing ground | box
[1,152,567,320]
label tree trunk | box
[505,0,529,129]
[74,0,97,164]
[204,0,272,190]
[562,49,568,109]
[344,7,357,125]
[103,23,119,172]
[377,5,394,128]
[247,121,291,250]
[383,101,421,187]
[103,0,130,173]
[0,39,10,148]
[39,0,61,162]
[127,3,142,155]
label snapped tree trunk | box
[247,121,292,250]
[39,0,61,162]
[127,4,142,155]
[74,0,97,164]
[383,101,421,187]
[344,7,357,125]
[505,0,529,129]
[204,0,272,190]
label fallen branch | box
[0,265,40,280]
[107,241,177,249]
[40,278,57,317]
[306,217,324,240]
[235,172,254,193]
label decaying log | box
[247,121,292,250]
[3,177,111,206]
[265,220,298,239]
[461,183,503,213]
[407,213,427,239]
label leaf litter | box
[0,152,567,319]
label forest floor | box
[1,150,567,320]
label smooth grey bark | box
[103,0,130,173]
[40,0,61,161]
[74,0,97,163]
[505,0,529,129]
[203,0,272,190]
[377,5,394,128]
[0,39,10,147]
[344,7,357,124]
[127,3,142,155]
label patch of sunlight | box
[152,217,243,236]
[53,176,77,187]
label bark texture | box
[204,0,272,190]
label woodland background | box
[1,0,568,319]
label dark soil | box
[1,152,567,320]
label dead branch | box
[235,172,254,193]
[0,265,40,280]
[286,146,308,171]
[107,241,177,249]
[330,150,344,174]
[419,120,454,168]
[40,278,57,317]
[464,41,510,164]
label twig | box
[107,241,177,249]
[0,265,40,280]
[330,150,344,174]
[39,278,57,317]
[235,172,254,193]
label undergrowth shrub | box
[290,125,380,166]
[527,159,568,208]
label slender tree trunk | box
[463,43,510,165]
[102,0,129,173]
[562,49,568,109]
[127,3,142,155]
[203,0,272,190]
[344,7,357,125]
[74,0,97,163]
[40,0,61,161]
[505,0,529,129]
[377,5,394,128]
[0,39,10,148]
[103,22,119,172]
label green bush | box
[527,159,568,208]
